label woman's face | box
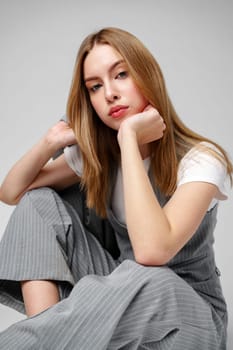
[83,44,148,130]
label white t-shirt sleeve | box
[63,144,83,176]
[177,142,229,210]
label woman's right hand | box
[44,120,77,152]
[117,105,166,149]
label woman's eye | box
[116,71,128,79]
[90,84,101,92]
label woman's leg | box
[0,188,75,314]
[0,260,224,350]
[21,281,59,316]
[0,187,118,315]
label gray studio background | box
[0,0,232,347]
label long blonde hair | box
[67,27,232,217]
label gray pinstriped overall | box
[0,182,228,349]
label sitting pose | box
[0,27,232,349]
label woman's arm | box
[118,108,218,266]
[0,121,79,205]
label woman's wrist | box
[37,137,58,159]
[118,121,137,150]
[42,132,66,156]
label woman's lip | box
[110,106,129,119]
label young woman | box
[0,27,232,349]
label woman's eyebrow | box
[84,59,125,83]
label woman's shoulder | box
[179,141,227,175]
[177,141,230,205]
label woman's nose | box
[104,84,120,102]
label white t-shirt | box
[64,142,229,224]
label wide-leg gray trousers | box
[0,188,226,349]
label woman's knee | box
[13,187,57,217]
[3,187,67,242]
[21,187,58,206]
[19,187,64,222]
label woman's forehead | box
[84,44,124,78]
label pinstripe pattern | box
[0,187,227,349]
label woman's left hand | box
[117,105,166,146]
